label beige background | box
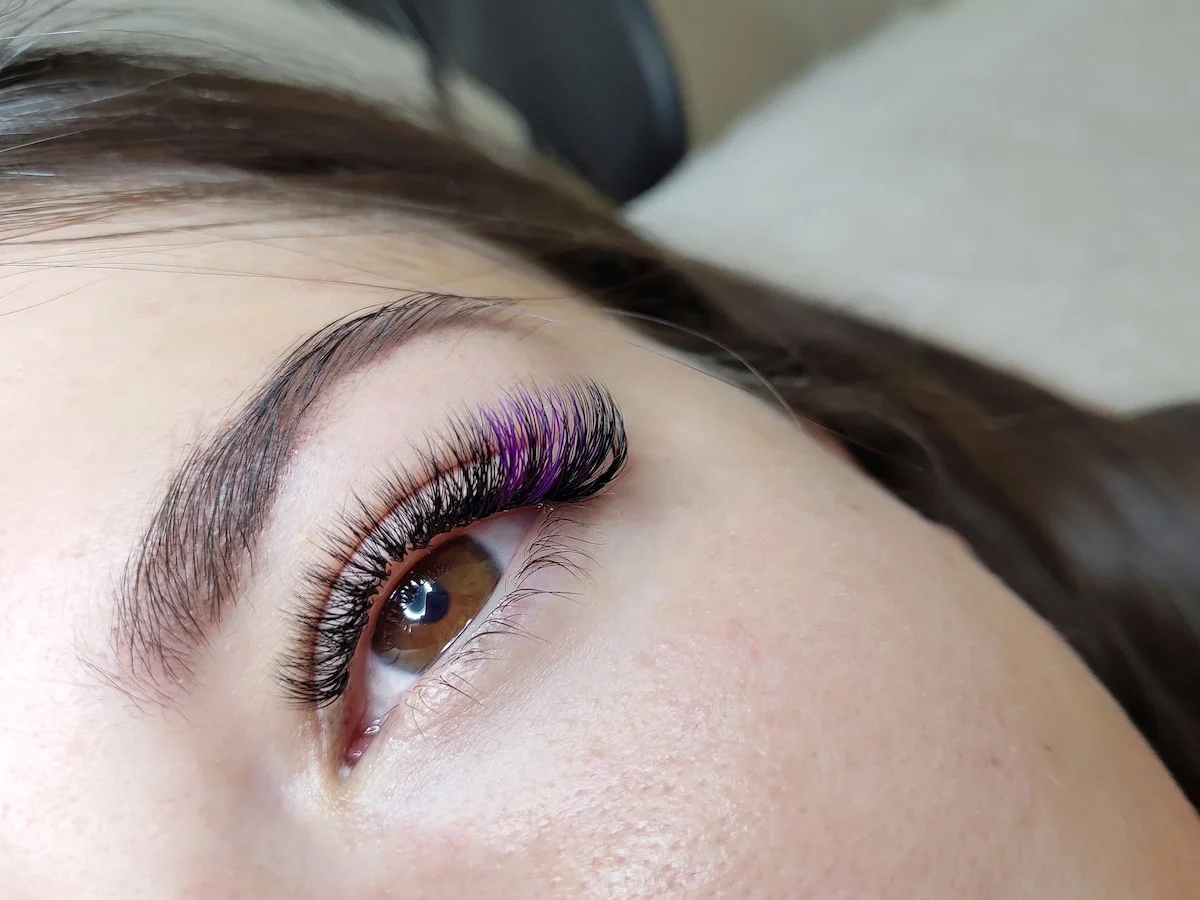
[652,0,944,142]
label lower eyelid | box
[351,509,544,750]
[348,504,598,767]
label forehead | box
[2,210,548,488]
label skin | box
[1,204,1198,898]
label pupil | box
[399,579,450,624]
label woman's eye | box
[354,512,536,741]
[370,533,503,673]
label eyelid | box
[279,379,627,712]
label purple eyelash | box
[487,383,598,505]
[281,379,627,708]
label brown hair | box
[3,45,1198,808]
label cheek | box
[487,579,828,894]
[346,581,805,897]
[342,508,1025,898]
[566,489,1027,891]
[555,642,793,897]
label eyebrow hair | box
[109,292,521,704]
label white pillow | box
[630,0,1200,411]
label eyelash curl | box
[281,378,628,710]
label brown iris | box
[370,534,502,673]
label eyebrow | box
[109,292,521,704]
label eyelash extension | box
[280,378,627,709]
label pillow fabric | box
[630,0,1200,411]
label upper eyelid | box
[332,378,626,583]
[320,378,625,591]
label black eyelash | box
[279,379,627,709]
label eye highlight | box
[370,514,531,676]
[370,534,497,669]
